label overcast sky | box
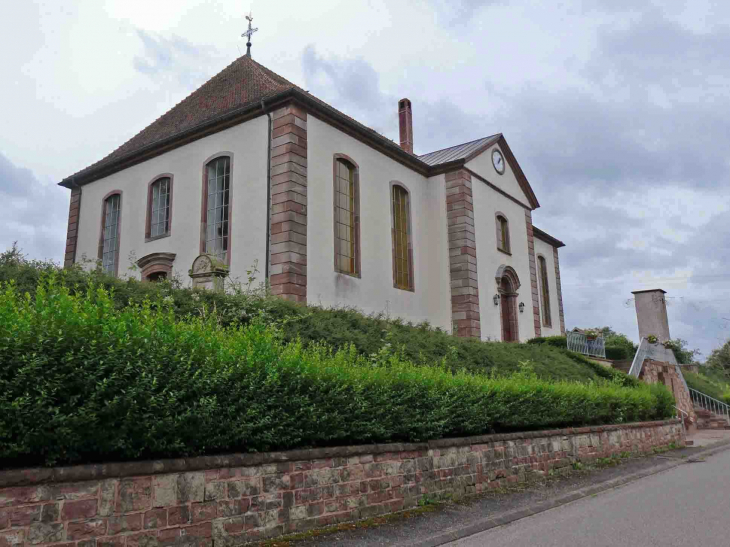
[2,0,729,357]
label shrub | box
[605,346,629,361]
[527,336,567,349]
[0,277,674,468]
[0,252,614,384]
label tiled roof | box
[69,55,296,181]
[60,55,537,214]
[418,134,501,166]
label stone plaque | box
[189,254,228,292]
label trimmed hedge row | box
[0,278,675,468]
[0,252,619,384]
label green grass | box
[684,370,730,401]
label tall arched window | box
[146,176,172,240]
[496,214,510,253]
[99,192,122,276]
[391,183,414,291]
[203,156,231,262]
[333,156,360,276]
[538,255,552,327]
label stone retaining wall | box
[0,420,683,546]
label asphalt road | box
[448,449,730,546]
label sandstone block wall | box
[640,360,696,425]
[0,420,683,547]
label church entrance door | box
[499,276,519,342]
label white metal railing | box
[689,388,730,424]
[567,331,606,358]
[628,337,649,377]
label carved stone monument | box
[189,254,228,292]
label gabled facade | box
[60,54,566,341]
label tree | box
[707,339,730,375]
[663,338,701,365]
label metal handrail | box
[628,337,648,377]
[689,388,730,424]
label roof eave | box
[59,87,437,189]
[532,226,565,248]
[58,88,299,188]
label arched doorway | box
[496,265,521,343]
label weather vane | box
[242,12,258,57]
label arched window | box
[496,214,510,253]
[99,192,122,276]
[146,176,172,240]
[538,255,552,327]
[333,156,360,276]
[202,156,231,262]
[391,183,414,291]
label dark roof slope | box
[69,55,295,182]
[418,134,500,166]
[59,57,539,211]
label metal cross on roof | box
[242,12,258,57]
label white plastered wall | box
[306,115,452,330]
[466,144,532,207]
[468,147,536,342]
[74,117,269,285]
[533,237,562,337]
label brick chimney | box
[398,98,413,154]
[632,289,671,343]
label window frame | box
[390,181,415,292]
[145,174,174,242]
[332,154,361,278]
[200,153,234,265]
[538,254,552,327]
[97,190,123,277]
[495,212,511,254]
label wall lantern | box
[493,294,500,306]
[519,302,525,313]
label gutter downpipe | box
[261,99,273,282]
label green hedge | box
[527,336,568,349]
[605,346,629,361]
[0,277,675,468]
[0,253,620,384]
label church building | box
[60,48,566,342]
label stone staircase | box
[694,407,730,430]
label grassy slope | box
[0,256,622,384]
[684,369,730,401]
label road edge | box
[402,439,730,547]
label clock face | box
[492,150,505,174]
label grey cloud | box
[0,152,68,262]
[301,46,489,155]
[133,29,219,90]
[594,11,730,88]
[0,153,34,197]
[429,0,509,26]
